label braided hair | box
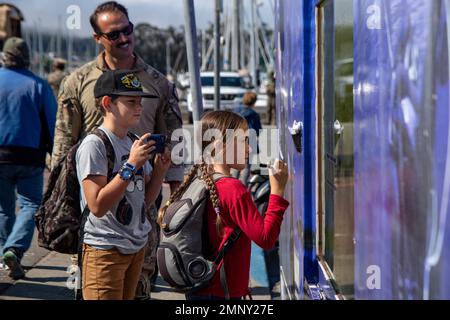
[158,110,247,236]
[199,162,224,235]
[157,164,198,228]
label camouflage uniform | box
[51,52,184,299]
[136,203,160,299]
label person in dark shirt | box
[234,92,262,184]
[235,92,263,134]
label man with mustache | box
[51,1,183,300]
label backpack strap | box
[126,131,140,143]
[92,129,116,179]
[213,228,242,300]
[209,173,242,300]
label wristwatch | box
[119,162,137,181]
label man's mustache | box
[116,41,131,48]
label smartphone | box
[146,134,166,154]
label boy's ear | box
[101,96,112,113]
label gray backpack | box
[157,174,241,296]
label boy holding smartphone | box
[76,70,171,300]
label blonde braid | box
[157,164,200,228]
[199,163,224,237]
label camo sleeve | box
[159,81,184,183]
[51,75,83,169]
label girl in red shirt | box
[158,110,289,300]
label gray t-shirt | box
[76,126,152,254]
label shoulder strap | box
[127,131,140,142]
[92,129,116,179]
[213,228,242,266]
[213,228,241,300]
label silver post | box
[256,7,275,67]
[223,13,231,71]
[250,0,258,88]
[201,40,214,71]
[57,15,62,58]
[214,0,222,111]
[166,38,171,76]
[231,0,240,71]
[183,0,203,122]
[37,19,44,77]
[68,32,73,71]
[201,30,206,69]
[239,0,245,70]
[32,24,37,73]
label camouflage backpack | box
[35,129,136,254]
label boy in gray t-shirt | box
[76,70,171,300]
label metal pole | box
[239,0,245,71]
[68,31,73,71]
[166,38,171,76]
[231,0,240,71]
[202,30,206,68]
[32,24,37,73]
[38,19,44,77]
[256,8,275,67]
[183,0,203,121]
[57,15,62,57]
[223,13,231,70]
[250,0,258,88]
[201,40,214,71]
[214,0,222,111]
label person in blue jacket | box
[0,37,57,279]
[234,91,262,184]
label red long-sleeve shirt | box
[197,177,290,298]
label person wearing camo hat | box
[47,58,68,98]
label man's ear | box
[93,32,101,44]
[101,96,112,113]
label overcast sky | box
[10,0,275,37]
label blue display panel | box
[275,0,450,300]
[275,0,307,300]
[354,0,450,299]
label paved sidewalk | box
[0,251,270,300]
[0,252,73,300]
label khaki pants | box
[82,244,145,300]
